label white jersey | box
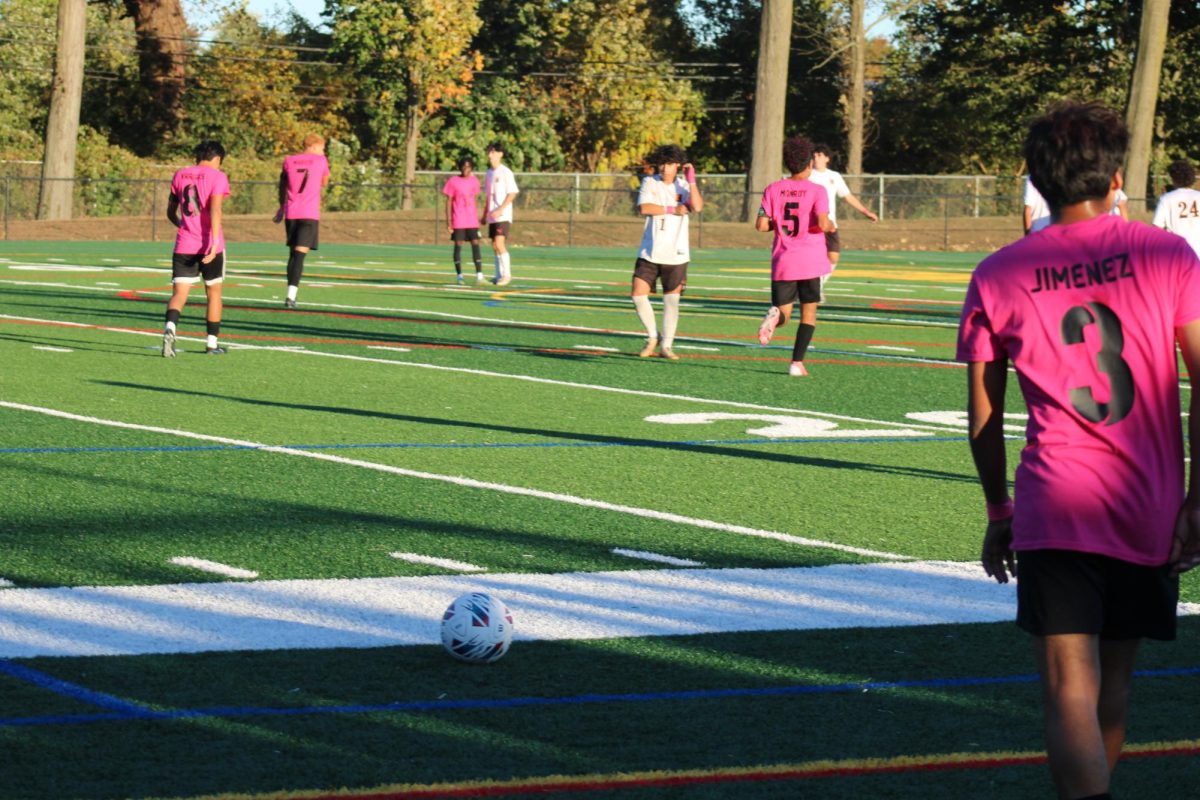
[637,175,691,265]
[1152,187,1200,258]
[809,168,851,226]
[1111,187,1128,216]
[484,164,519,223]
[1024,177,1051,232]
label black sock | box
[206,321,220,337]
[287,250,307,286]
[165,308,181,326]
[471,242,482,269]
[792,323,816,362]
[453,243,463,274]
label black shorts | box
[451,227,481,242]
[633,258,688,294]
[172,251,225,286]
[488,221,512,239]
[771,278,822,307]
[285,219,319,250]
[1015,549,1178,641]
[824,229,842,253]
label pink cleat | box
[788,361,809,377]
[758,306,781,345]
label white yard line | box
[611,548,704,567]
[169,557,258,580]
[0,561,1031,658]
[0,400,913,562]
[31,346,73,353]
[390,553,486,572]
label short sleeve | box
[441,180,453,198]
[834,174,851,198]
[759,185,774,220]
[1152,196,1168,229]
[1173,245,1200,328]
[814,185,829,216]
[956,276,1002,363]
[218,172,231,196]
[506,169,519,195]
[637,177,657,208]
[1023,178,1038,206]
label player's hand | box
[1169,499,1200,576]
[866,211,879,223]
[272,207,284,224]
[676,204,690,216]
[981,518,1015,584]
[683,163,696,184]
[201,246,217,265]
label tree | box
[120,0,189,152]
[330,0,483,208]
[1124,0,1171,212]
[748,0,792,203]
[38,0,85,220]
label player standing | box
[629,144,703,360]
[442,156,484,284]
[809,144,877,302]
[754,136,834,377]
[960,102,1200,800]
[162,140,231,357]
[1152,159,1200,258]
[481,143,519,286]
[275,133,331,309]
[1024,175,1052,235]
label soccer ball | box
[440,592,514,664]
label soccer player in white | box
[630,144,703,360]
[1152,159,1200,258]
[481,142,519,286]
[810,145,877,302]
[1024,175,1052,234]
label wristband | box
[684,166,696,184]
[664,205,675,215]
[986,499,1014,522]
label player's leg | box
[789,289,819,376]
[1096,638,1139,770]
[630,263,659,357]
[163,282,191,358]
[452,232,464,282]
[470,232,484,282]
[1036,634,1112,798]
[820,231,841,304]
[760,281,796,348]
[659,265,687,360]
[494,230,511,285]
[201,254,227,354]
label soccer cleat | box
[456,274,465,284]
[205,347,227,355]
[284,298,297,309]
[758,306,781,345]
[475,272,485,283]
[788,361,809,377]
[495,275,512,286]
[638,339,659,358]
[161,330,176,358]
[660,347,680,361]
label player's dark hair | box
[1167,159,1196,190]
[194,140,226,163]
[647,144,686,170]
[457,156,475,171]
[812,142,832,158]
[486,142,505,154]
[1023,101,1127,211]
[783,136,815,175]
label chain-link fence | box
[0,167,1157,250]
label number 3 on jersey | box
[1060,301,1135,425]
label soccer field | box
[1,240,1198,799]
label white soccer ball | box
[440,592,514,663]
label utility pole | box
[846,0,865,191]
[1124,0,1171,214]
[38,0,86,220]
[747,0,793,219]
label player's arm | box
[1171,318,1200,575]
[494,191,517,216]
[202,192,224,264]
[817,212,834,233]
[166,193,181,228]
[1022,205,1033,235]
[682,164,703,213]
[274,170,287,224]
[967,358,1015,583]
[445,195,453,234]
[844,193,877,222]
[755,206,773,232]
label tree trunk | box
[1124,0,1171,214]
[845,0,866,193]
[401,105,423,211]
[747,0,793,220]
[123,0,188,152]
[38,0,86,221]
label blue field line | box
[2,664,1198,728]
[0,435,977,457]
[0,661,155,717]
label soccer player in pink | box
[275,133,331,309]
[754,135,834,377]
[959,102,1200,800]
[162,140,231,357]
[442,156,483,284]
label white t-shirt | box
[1111,188,1128,216]
[1153,187,1200,258]
[637,175,691,265]
[1024,177,1051,232]
[809,168,851,226]
[484,164,519,223]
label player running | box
[960,101,1200,800]
[754,136,834,377]
[275,133,331,309]
[162,140,231,357]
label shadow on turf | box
[92,380,976,484]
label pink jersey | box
[759,178,831,280]
[957,214,1200,565]
[170,165,230,255]
[281,153,330,220]
[442,175,481,230]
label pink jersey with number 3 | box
[759,178,830,280]
[282,153,330,220]
[170,165,230,255]
[957,214,1200,564]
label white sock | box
[500,252,511,278]
[494,254,502,280]
[287,285,298,301]
[632,295,657,340]
[165,321,176,334]
[206,334,218,349]
[661,293,681,348]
